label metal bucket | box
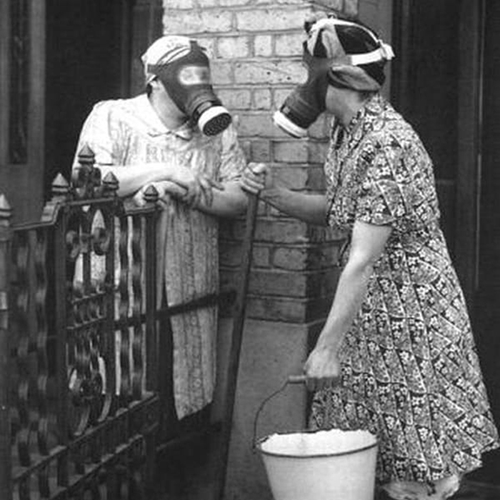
[254,378,378,500]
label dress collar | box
[344,93,384,137]
[330,93,385,150]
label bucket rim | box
[255,429,378,459]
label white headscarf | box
[141,35,193,84]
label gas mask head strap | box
[308,17,395,66]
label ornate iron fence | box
[0,144,257,500]
[0,146,161,499]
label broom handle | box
[216,192,259,500]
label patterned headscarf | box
[305,15,395,91]
[141,35,193,84]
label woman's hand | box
[241,162,274,195]
[170,167,224,207]
[303,343,342,392]
[133,175,224,209]
[132,180,186,208]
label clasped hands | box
[133,161,273,208]
[133,167,224,209]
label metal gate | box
[0,146,161,499]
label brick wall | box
[155,2,393,499]
[161,0,356,326]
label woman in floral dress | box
[242,14,499,500]
[309,91,499,499]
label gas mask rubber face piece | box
[273,43,332,138]
[151,41,232,136]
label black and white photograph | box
[0,1,499,499]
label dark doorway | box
[44,0,132,196]
[391,0,459,253]
[392,0,500,483]
[471,0,500,482]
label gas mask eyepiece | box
[146,39,232,136]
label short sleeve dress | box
[309,94,499,484]
[73,94,246,419]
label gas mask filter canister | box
[146,39,232,136]
[273,45,333,138]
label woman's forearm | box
[195,182,248,218]
[261,188,328,225]
[304,221,391,387]
[316,259,373,352]
[316,221,392,352]
[97,163,177,197]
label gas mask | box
[273,17,394,138]
[148,41,231,136]
[273,44,332,138]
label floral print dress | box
[309,94,499,485]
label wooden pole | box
[215,193,259,500]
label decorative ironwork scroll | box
[5,146,160,499]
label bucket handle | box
[252,375,306,451]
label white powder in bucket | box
[259,429,376,457]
